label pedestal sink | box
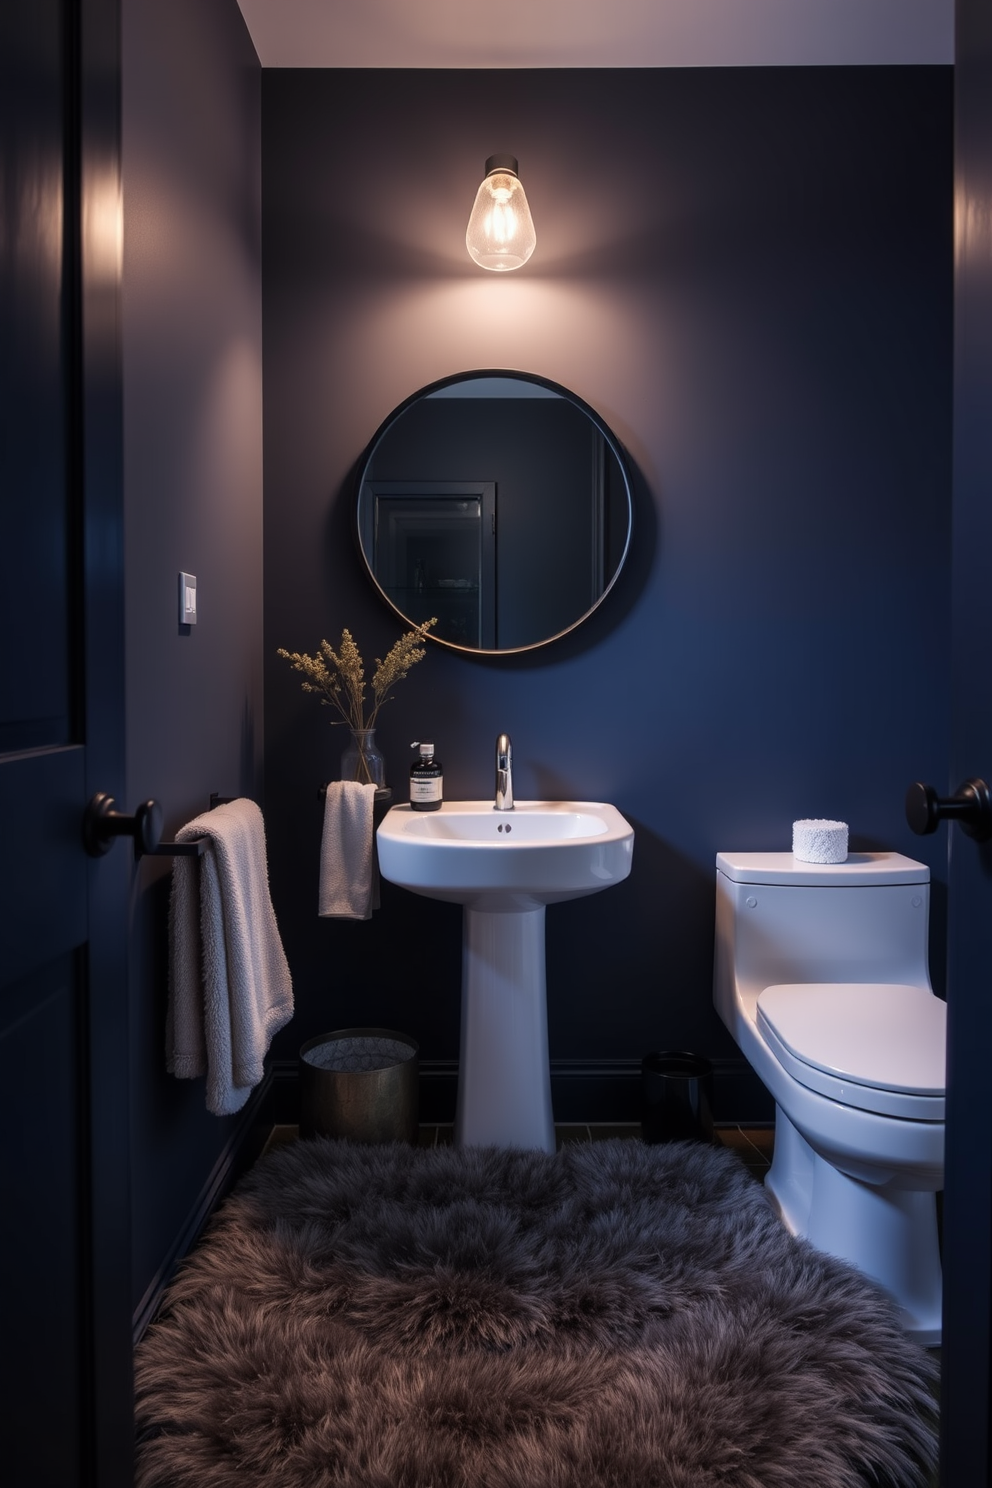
[376,801,635,1151]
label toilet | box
[713,850,945,1345]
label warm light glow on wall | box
[84,169,123,284]
[465,154,536,272]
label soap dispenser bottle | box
[410,741,443,812]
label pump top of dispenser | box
[411,741,434,758]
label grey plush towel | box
[166,798,293,1115]
[319,780,379,918]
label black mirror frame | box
[353,368,634,656]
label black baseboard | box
[272,1054,773,1127]
[266,1055,773,1127]
[418,1058,773,1126]
[132,1065,293,1344]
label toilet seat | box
[756,983,945,1121]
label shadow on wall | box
[239,698,258,801]
[846,830,947,1001]
[544,818,728,1059]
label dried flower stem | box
[277,619,436,732]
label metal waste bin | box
[641,1050,714,1144]
[299,1027,419,1143]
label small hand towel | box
[167,798,293,1116]
[319,781,379,919]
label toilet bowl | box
[713,850,945,1345]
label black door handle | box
[82,793,163,858]
[905,778,992,842]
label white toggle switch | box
[179,572,197,625]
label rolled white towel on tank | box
[792,819,848,864]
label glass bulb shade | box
[465,168,536,272]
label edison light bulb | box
[465,154,536,272]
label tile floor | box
[417,1121,774,1173]
[265,1122,775,1180]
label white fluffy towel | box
[167,798,293,1116]
[792,818,849,864]
[319,781,379,919]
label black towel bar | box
[318,783,393,804]
[150,794,237,857]
[152,838,205,858]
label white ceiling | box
[235,0,953,69]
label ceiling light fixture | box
[465,154,536,272]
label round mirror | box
[354,370,633,655]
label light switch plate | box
[179,572,197,625]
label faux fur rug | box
[134,1138,938,1488]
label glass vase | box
[340,727,385,789]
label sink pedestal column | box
[454,905,555,1152]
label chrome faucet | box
[494,733,514,811]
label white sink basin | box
[377,800,635,1152]
[376,799,634,910]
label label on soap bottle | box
[410,776,442,804]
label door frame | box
[73,0,132,1478]
[940,2,992,1480]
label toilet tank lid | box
[716,851,929,886]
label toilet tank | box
[713,851,931,1031]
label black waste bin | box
[299,1027,419,1143]
[641,1050,714,1144]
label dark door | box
[941,3,992,1481]
[0,2,131,1485]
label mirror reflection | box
[354,372,633,654]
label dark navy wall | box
[122,0,262,1315]
[261,68,952,1115]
